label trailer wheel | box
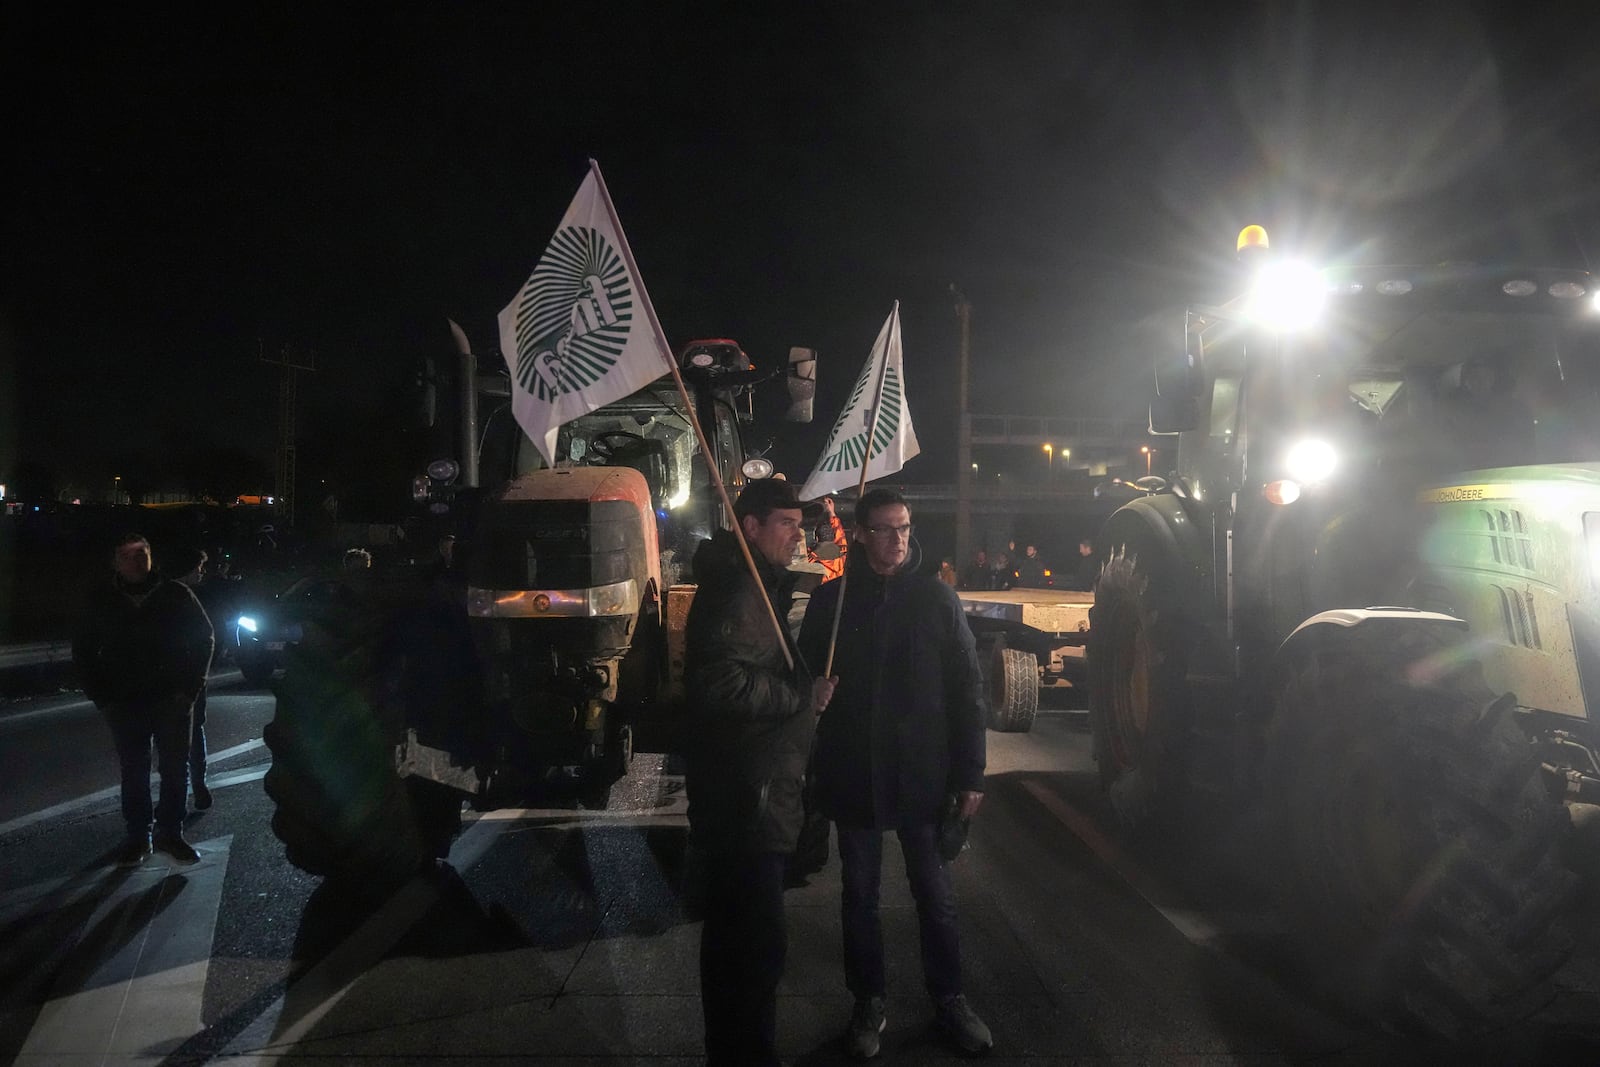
[987,645,1038,732]
[1265,621,1578,1037]
[1087,548,1193,830]
[264,588,469,899]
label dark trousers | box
[104,696,191,837]
[837,822,962,1000]
[189,683,208,784]
[700,850,788,1067]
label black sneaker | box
[115,834,151,868]
[844,996,886,1059]
[153,830,200,865]
[192,780,213,810]
[933,994,992,1055]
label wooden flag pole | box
[823,302,899,677]
[588,160,793,669]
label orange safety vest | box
[811,514,848,582]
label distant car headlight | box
[237,615,258,633]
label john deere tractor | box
[1089,226,1599,1034]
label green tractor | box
[1089,226,1599,1035]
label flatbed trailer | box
[957,587,1093,732]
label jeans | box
[104,695,192,837]
[700,850,788,1067]
[837,821,962,999]
[189,683,208,784]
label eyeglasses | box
[865,524,914,539]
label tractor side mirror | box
[1149,349,1202,433]
[786,346,817,423]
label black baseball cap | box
[734,477,805,520]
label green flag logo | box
[510,226,635,403]
[817,363,905,474]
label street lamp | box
[113,475,121,505]
[1140,445,1151,476]
[1043,442,1053,479]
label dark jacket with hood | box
[798,554,986,829]
[73,571,214,708]
[683,528,816,856]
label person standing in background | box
[167,546,215,810]
[73,533,213,866]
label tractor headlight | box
[1285,438,1338,484]
[467,578,639,618]
[1247,260,1327,331]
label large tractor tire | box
[263,584,468,899]
[1265,621,1579,1037]
[987,644,1039,733]
[238,654,275,688]
[1087,547,1195,831]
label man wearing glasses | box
[798,487,991,1059]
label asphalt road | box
[1,685,1596,1066]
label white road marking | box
[1019,779,1223,947]
[12,835,234,1066]
[0,741,266,839]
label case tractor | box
[263,331,816,894]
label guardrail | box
[0,642,74,672]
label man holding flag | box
[798,488,991,1058]
[795,306,991,1058]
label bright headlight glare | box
[1248,260,1327,331]
[1284,438,1338,483]
[1262,480,1302,506]
[667,486,691,509]
[237,615,258,633]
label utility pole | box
[259,341,316,527]
[951,285,973,569]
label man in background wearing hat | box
[683,478,837,1066]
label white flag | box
[497,161,675,466]
[799,302,921,500]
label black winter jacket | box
[798,557,986,829]
[73,572,214,707]
[683,530,816,856]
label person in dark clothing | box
[683,479,837,1067]
[798,488,992,1059]
[73,533,214,866]
[958,549,990,591]
[167,546,215,811]
[1070,538,1099,592]
[1013,544,1046,588]
[988,551,1012,591]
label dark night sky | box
[5,1,1599,498]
